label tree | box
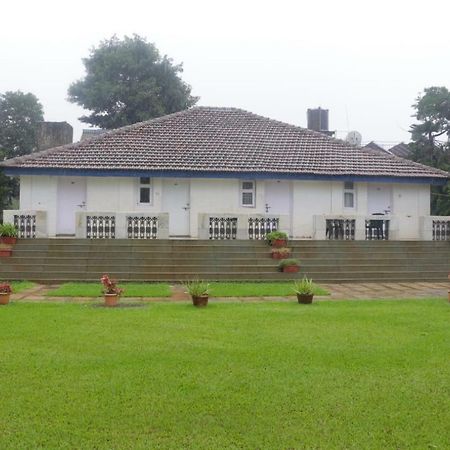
[0,91,44,158]
[68,35,199,129]
[0,91,44,216]
[409,87,450,215]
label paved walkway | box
[11,282,450,303]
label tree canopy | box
[68,35,199,129]
[0,91,44,216]
[409,86,450,215]
[0,91,44,158]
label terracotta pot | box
[0,293,10,305]
[283,265,299,273]
[192,295,208,307]
[104,294,119,307]
[272,239,287,248]
[0,249,12,257]
[271,252,291,260]
[297,293,314,304]
[0,237,17,245]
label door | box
[368,184,392,215]
[265,181,291,215]
[56,177,86,235]
[162,179,190,236]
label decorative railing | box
[86,216,116,239]
[432,220,450,241]
[365,219,390,240]
[248,217,279,240]
[209,217,238,240]
[127,216,158,239]
[326,219,355,240]
[13,214,36,238]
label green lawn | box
[45,281,329,298]
[209,281,329,296]
[0,300,449,449]
[45,282,172,297]
[11,281,35,293]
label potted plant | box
[101,274,123,307]
[270,247,291,260]
[184,279,210,307]
[293,276,315,304]
[0,245,13,257]
[0,223,18,245]
[0,282,12,305]
[278,258,300,273]
[266,231,288,248]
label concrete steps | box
[0,239,448,283]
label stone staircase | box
[0,239,448,283]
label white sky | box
[1,0,449,146]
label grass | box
[209,281,329,296]
[0,299,449,449]
[45,282,172,298]
[45,281,329,298]
[10,281,36,293]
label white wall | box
[16,175,432,239]
[19,175,58,236]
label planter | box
[192,295,209,307]
[271,252,291,260]
[0,293,10,305]
[297,293,314,304]
[272,239,287,248]
[104,294,119,307]
[0,249,12,257]
[283,265,299,273]
[0,237,17,245]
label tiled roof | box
[1,107,448,180]
[389,142,412,158]
[80,129,105,141]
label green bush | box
[278,258,300,270]
[292,276,314,295]
[184,279,209,297]
[265,231,288,244]
[0,223,18,238]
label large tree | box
[68,35,199,129]
[0,91,44,215]
[409,87,450,215]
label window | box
[344,181,355,208]
[240,180,255,207]
[139,177,152,204]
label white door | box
[56,177,86,235]
[368,184,392,214]
[162,179,190,236]
[265,181,291,215]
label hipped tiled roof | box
[1,107,448,180]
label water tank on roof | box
[307,108,329,133]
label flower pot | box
[0,237,17,245]
[0,292,10,305]
[0,249,12,257]
[272,239,287,248]
[297,293,314,304]
[192,295,208,307]
[283,265,299,273]
[271,252,291,260]
[104,294,119,307]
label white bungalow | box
[1,107,449,241]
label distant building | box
[389,142,411,158]
[36,122,73,151]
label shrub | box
[265,231,288,244]
[292,276,314,295]
[277,258,300,270]
[0,223,18,238]
[101,274,124,295]
[184,279,209,297]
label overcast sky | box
[1,0,449,146]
